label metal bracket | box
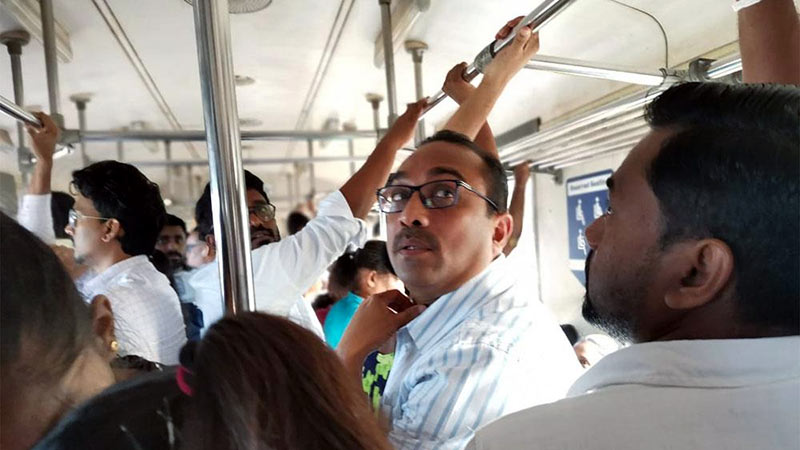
[687,58,715,82]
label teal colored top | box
[323,291,363,348]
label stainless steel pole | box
[70,94,91,167]
[41,0,63,126]
[343,122,357,175]
[307,139,316,197]
[524,55,674,86]
[1,30,32,176]
[378,0,398,125]
[366,93,383,142]
[164,140,172,199]
[421,0,577,116]
[0,94,40,126]
[192,0,255,314]
[116,137,124,161]
[64,128,377,143]
[405,40,428,144]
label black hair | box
[287,211,310,235]
[560,324,580,346]
[329,241,395,294]
[418,130,508,214]
[0,213,94,385]
[164,213,188,236]
[645,82,800,334]
[195,170,270,240]
[51,191,74,239]
[71,160,166,256]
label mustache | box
[250,226,277,237]
[392,228,439,252]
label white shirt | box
[467,336,800,450]
[188,190,367,338]
[382,255,582,450]
[80,256,187,365]
[16,194,187,365]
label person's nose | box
[398,192,430,228]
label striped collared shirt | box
[381,254,582,450]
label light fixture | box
[1,0,73,62]
[373,0,431,67]
[182,0,272,14]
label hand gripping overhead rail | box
[420,0,578,116]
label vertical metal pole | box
[285,173,294,207]
[186,163,194,201]
[366,93,383,142]
[70,94,91,167]
[40,0,63,126]
[293,167,301,207]
[378,0,398,125]
[1,30,31,179]
[116,140,124,161]
[405,40,428,144]
[164,140,172,199]
[192,0,255,314]
[306,139,316,198]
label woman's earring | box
[110,340,119,354]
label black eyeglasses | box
[249,203,276,222]
[376,179,499,214]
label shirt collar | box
[84,255,150,293]
[403,254,514,350]
[568,336,800,396]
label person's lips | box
[250,228,277,247]
[393,230,438,257]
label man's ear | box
[89,295,116,362]
[101,219,123,243]
[204,233,215,250]
[492,213,514,255]
[664,239,734,310]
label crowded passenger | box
[337,22,581,449]
[1,213,116,449]
[189,98,428,337]
[184,227,215,269]
[179,312,393,450]
[572,334,619,368]
[323,240,403,348]
[466,2,800,448]
[155,214,189,273]
[503,162,531,255]
[18,112,186,365]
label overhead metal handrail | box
[0,93,40,126]
[420,0,578,116]
[524,55,681,86]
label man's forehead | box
[160,225,185,236]
[613,129,671,192]
[393,143,484,184]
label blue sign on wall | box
[566,170,613,286]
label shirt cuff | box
[319,190,368,248]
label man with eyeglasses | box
[190,101,428,337]
[335,22,580,449]
[17,112,186,365]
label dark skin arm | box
[340,99,427,219]
[503,162,531,256]
[442,62,499,157]
[25,112,60,195]
[738,0,800,84]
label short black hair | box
[51,191,75,239]
[329,240,395,293]
[0,213,93,384]
[645,82,800,333]
[560,324,580,346]
[419,130,508,214]
[287,211,310,235]
[71,161,166,256]
[165,213,188,236]
[195,170,270,240]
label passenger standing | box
[190,100,427,337]
[180,312,393,450]
[337,23,581,449]
[18,113,186,365]
[324,240,403,348]
[185,227,215,269]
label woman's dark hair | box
[51,191,74,239]
[0,213,93,386]
[330,240,395,294]
[71,160,166,256]
[645,82,800,333]
[418,129,508,214]
[196,170,269,239]
[181,312,392,450]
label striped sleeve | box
[388,342,517,450]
